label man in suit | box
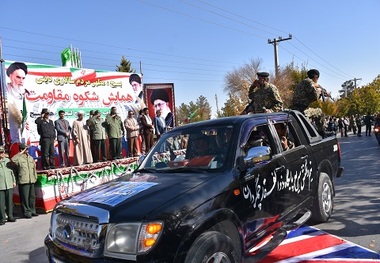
[124,110,140,157]
[153,109,166,141]
[140,108,154,153]
[55,110,71,167]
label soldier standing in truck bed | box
[291,69,322,113]
[243,72,283,114]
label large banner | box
[143,83,175,129]
[2,61,144,144]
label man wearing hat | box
[11,143,38,218]
[105,107,124,160]
[88,110,107,162]
[0,145,17,224]
[72,110,93,165]
[86,110,95,160]
[244,72,283,114]
[291,69,323,113]
[36,108,56,169]
[5,62,29,143]
[150,89,173,129]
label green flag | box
[188,109,198,119]
[184,109,198,123]
[61,47,71,67]
[21,95,27,134]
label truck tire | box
[184,231,239,263]
[311,172,333,222]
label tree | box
[175,95,211,126]
[224,58,264,110]
[194,95,211,121]
[335,75,380,116]
[218,92,245,117]
[272,62,307,109]
[116,56,135,72]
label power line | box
[137,0,268,39]
[137,0,354,83]
[0,0,355,87]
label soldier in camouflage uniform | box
[243,72,283,114]
[291,69,322,113]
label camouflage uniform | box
[248,82,283,113]
[292,78,322,113]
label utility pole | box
[340,78,361,98]
[352,77,362,89]
[268,34,292,78]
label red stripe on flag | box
[297,260,380,263]
[259,233,345,263]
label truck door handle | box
[301,155,308,160]
[275,165,285,172]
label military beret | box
[129,74,141,85]
[19,143,28,150]
[307,69,320,79]
[0,146,5,152]
[41,108,49,114]
[6,62,28,77]
[150,89,169,104]
[89,110,95,115]
[257,72,269,77]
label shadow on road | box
[310,134,380,248]
[28,247,48,263]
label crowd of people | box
[0,105,172,224]
[30,105,170,170]
[312,112,380,138]
[0,143,38,224]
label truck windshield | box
[139,125,234,171]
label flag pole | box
[0,36,7,146]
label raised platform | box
[13,158,139,213]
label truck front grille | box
[53,213,105,258]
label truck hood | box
[64,171,221,222]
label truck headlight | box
[106,223,140,253]
[105,222,163,256]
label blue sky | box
[1,0,379,116]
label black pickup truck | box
[45,110,343,263]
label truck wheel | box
[312,172,333,222]
[185,231,239,263]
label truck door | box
[270,120,313,208]
[239,123,288,249]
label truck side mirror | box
[237,146,271,171]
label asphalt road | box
[1,131,379,262]
[313,131,380,254]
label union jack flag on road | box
[260,226,380,262]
